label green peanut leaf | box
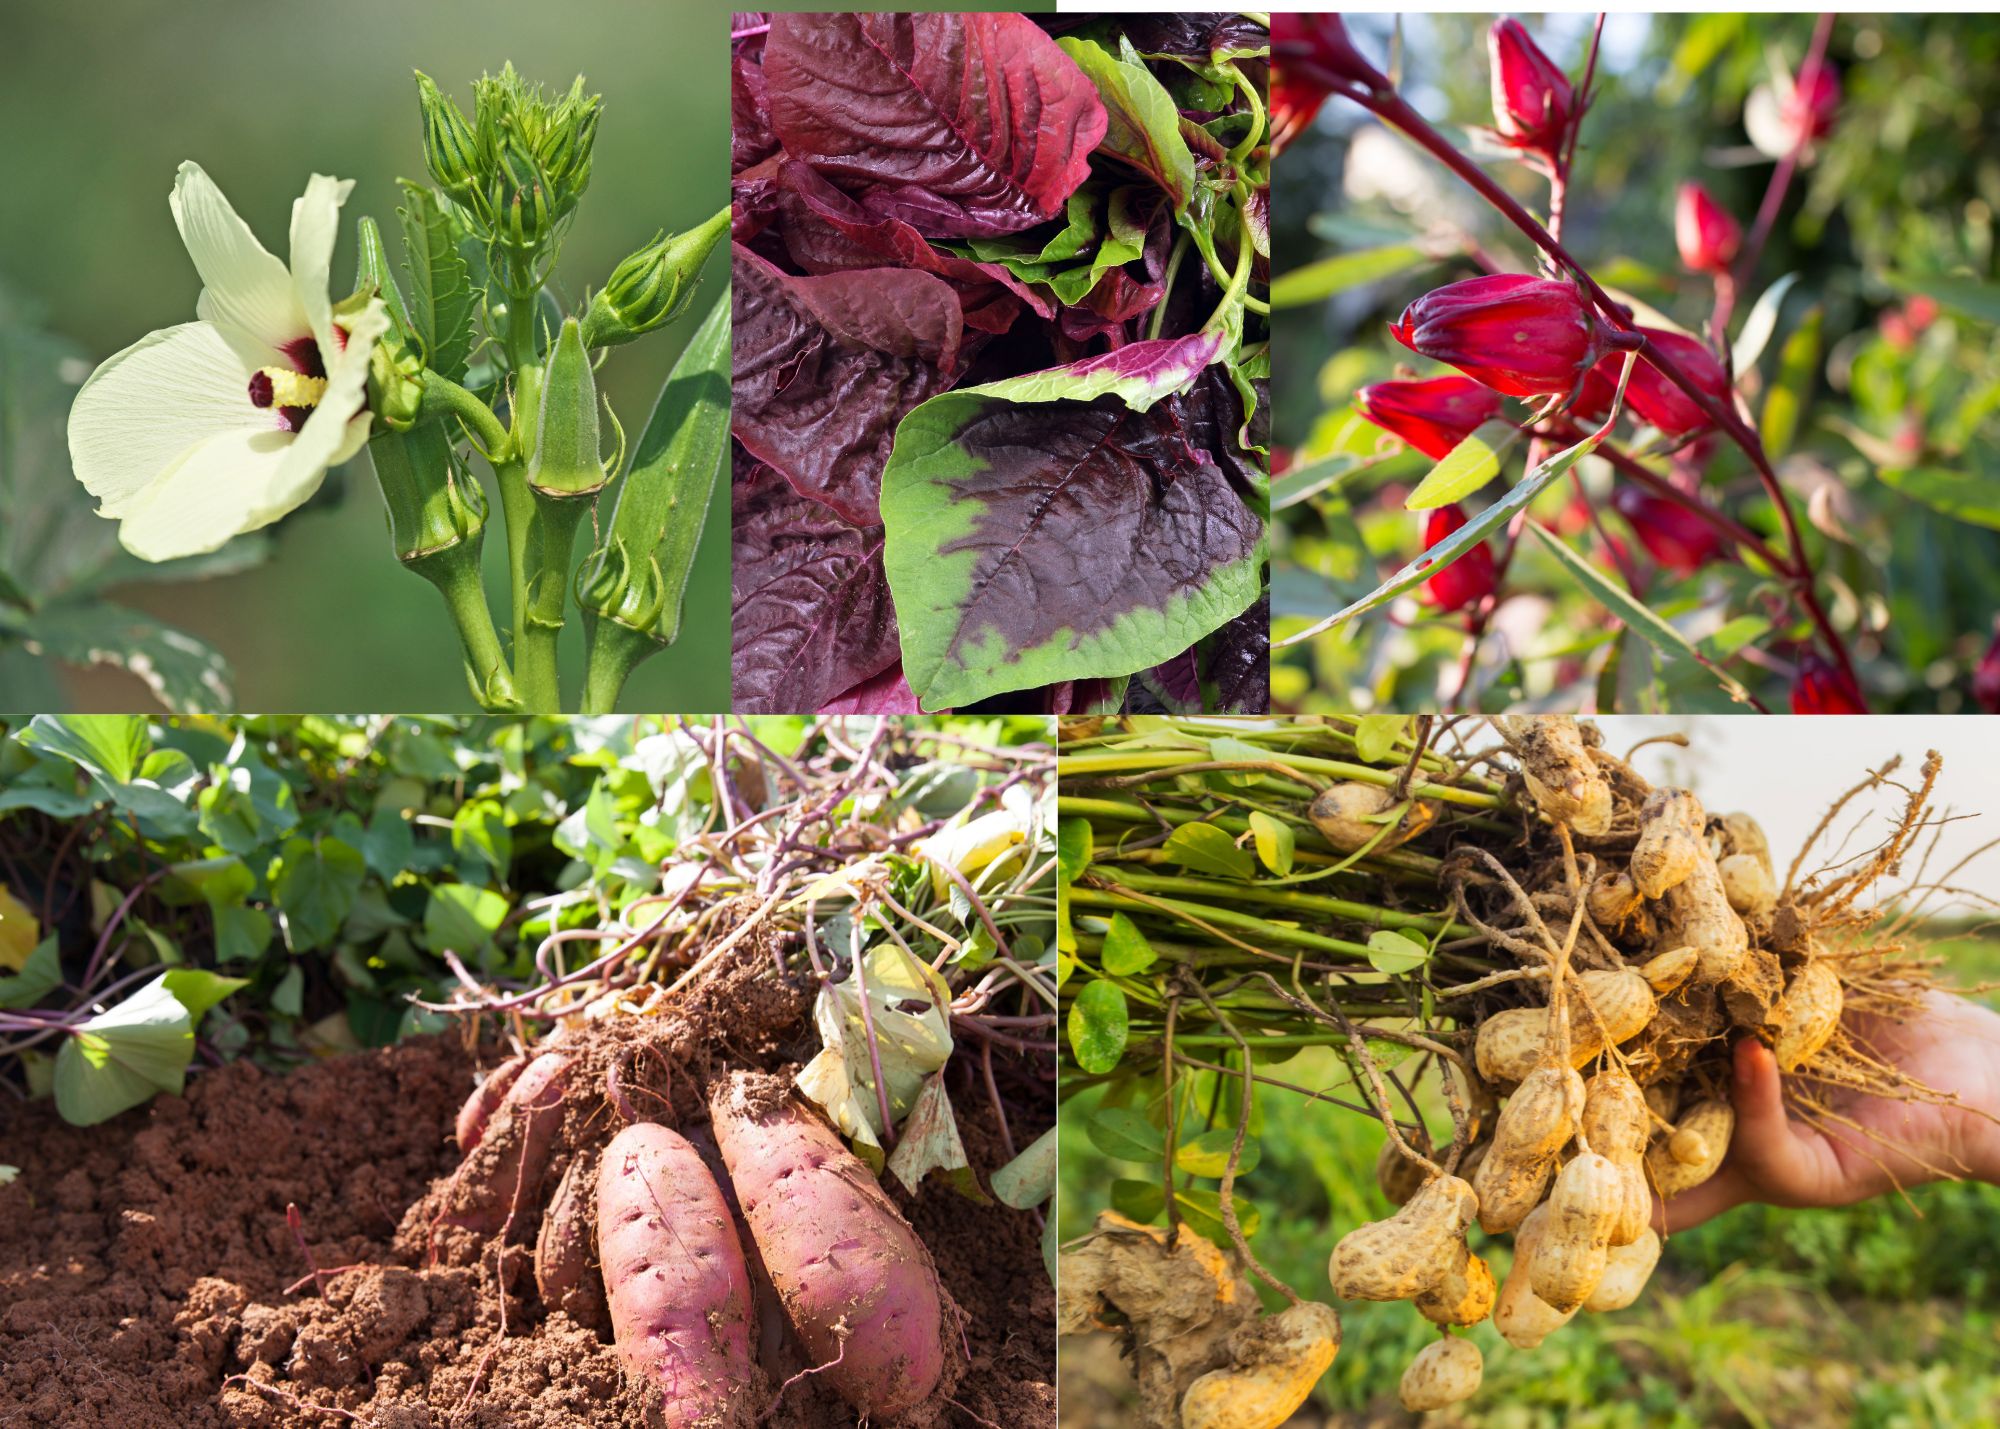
[1247,811,1294,876]
[1366,928,1430,975]
[1353,714,1407,764]
[1175,1128,1262,1178]
[1088,1106,1167,1163]
[1100,913,1158,975]
[1057,818,1094,883]
[1174,1185,1261,1245]
[1068,979,1130,1074]
[1162,823,1255,880]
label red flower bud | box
[1422,504,1498,613]
[1272,14,1387,153]
[1675,183,1742,275]
[1974,625,2000,714]
[1488,19,1573,155]
[1611,486,1723,574]
[1355,376,1506,460]
[1782,63,1840,144]
[1391,275,1604,398]
[1574,328,1733,435]
[1791,653,1867,714]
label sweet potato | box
[438,1050,570,1234]
[597,1122,756,1428]
[709,1070,951,1420]
[536,1152,606,1332]
[455,1052,528,1153]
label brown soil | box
[0,943,1054,1428]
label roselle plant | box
[63,66,729,714]
[730,12,1271,716]
[1270,13,2000,713]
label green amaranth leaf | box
[1056,37,1198,212]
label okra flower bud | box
[580,208,730,349]
[529,318,610,498]
[1674,183,1742,275]
[1488,19,1573,156]
[415,71,482,207]
[1390,275,1605,398]
[1422,504,1499,613]
[1356,376,1505,460]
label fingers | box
[1655,1164,1748,1233]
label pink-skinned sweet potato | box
[597,1122,757,1428]
[436,1050,570,1235]
[535,1152,607,1333]
[709,1070,952,1420]
[455,1052,528,1153]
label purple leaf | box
[731,460,901,713]
[731,54,779,174]
[821,662,929,714]
[764,12,1108,239]
[731,245,961,526]
[770,160,1046,332]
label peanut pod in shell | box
[1580,1067,1652,1247]
[1474,967,1659,1084]
[1308,782,1436,853]
[1583,1227,1661,1312]
[1646,1097,1734,1198]
[1328,1175,1477,1302]
[1772,958,1844,1071]
[1474,1061,1584,1234]
[1179,1300,1341,1429]
[1492,1203,1576,1349]
[1496,715,1613,836]
[1414,1238,1497,1327]
[1530,1150,1623,1313]
[1398,1336,1484,1412]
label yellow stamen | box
[257,367,328,408]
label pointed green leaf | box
[0,936,62,1009]
[990,1125,1057,1209]
[1404,421,1521,511]
[1526,522,1754,705]
[160,967,250,1026]
[1057,818,1094,883]
[1269,244,1428,310]
[1731,272,1801,374]
[1353,714,1407,764]
[53,976,193,1125]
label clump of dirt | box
[0,941,1054,1427]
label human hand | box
[1658,990,2000,1231]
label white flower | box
[67,162,389,561]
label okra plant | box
[65,66,729,713]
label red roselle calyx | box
[1792,653,1868,714]
[1575,327,1733,435]
[1422,504,1499,613]
[1611,485,1723,574]
[1488,18,1574,156]
[1391,275,1605,398]
[1783,62,1841,143]
[1974,625,2000,714]
[1675,183,1742,275]
[1271,14,1387,152]
[1356,376,1505,460]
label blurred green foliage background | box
[1274,14,2000,714]
[0,0,729,711]
[1059,930,2000,1428]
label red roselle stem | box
[1344,65,1860,693]
[1715,12,1838,344]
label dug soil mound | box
[0,953,1054,1427]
